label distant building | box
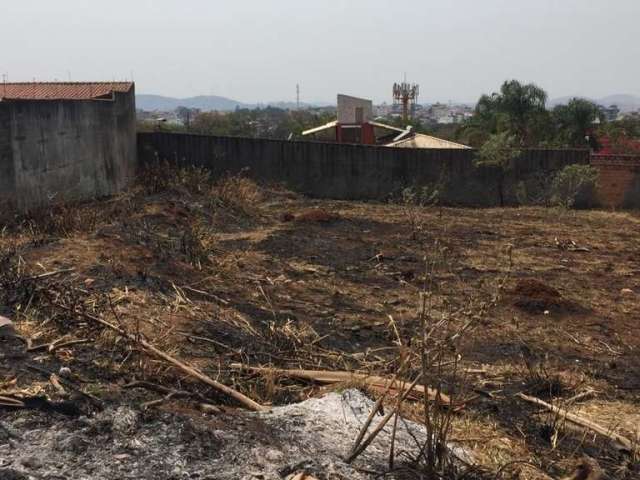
[302,94,469,148]
[0,82,136,212]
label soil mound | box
[512,279,582,315]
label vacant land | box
[1,171,638,479]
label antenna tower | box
[296,84,300,110]
[393,78,419,122]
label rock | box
[620,288,634,296]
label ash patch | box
[0,390,465,479]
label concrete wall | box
[0,88,136,212]
[337,94,373,124]
[592,155,640,208]
[0,106,15,211]
[138,132,591,206]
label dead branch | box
[27,338,91,353]
[516,392,633,452]
[180,285,230,305]
[350,369,403,459]
[0,395,25,408]
[232,364,452,406]
[72,310,267,411]
[176,330,238,353]
[564,389,597,406]
[26,268,75,281]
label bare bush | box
[211,174,263,217]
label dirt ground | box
[1,172,638,479]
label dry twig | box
[517,392,634,452]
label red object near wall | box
[591,154,640,207]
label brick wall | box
[591,155,640,208]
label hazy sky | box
[1,1,638,104]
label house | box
[0,82,137,212]
[385,133,470,149]
[302,93,469,148]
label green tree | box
[465,80,549,146]
[475,132,521,206]
[552,98,601,148]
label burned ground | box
[0,173,638,479]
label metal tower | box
[393,79,419,122]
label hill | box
[136,94,250,112]
[549,94,640,112]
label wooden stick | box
[73,310,267,412]
[0,395,25,408]
[26,268,75,281]
[232,364,451,406]
[350,370,402,458]
[516,392,633,451]
[180,285,230,305]
[28,338,90,353]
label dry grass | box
[1,174,639,479]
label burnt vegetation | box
[0,164,639,479]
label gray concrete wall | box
[0,106,15,211]
[337,94,373,124]
[0,88,136,212]
[138,132,591,206]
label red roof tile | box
[0,82,133,101]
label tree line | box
[452,79,640,154]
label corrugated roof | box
[0,82,133,101]
[368,120,405,133]
[385,133,470,149]
[302,120,339,136]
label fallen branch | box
[71,310,267,412]
[26,268,75,281]
[180,285,230,305]
[516,392,634,452]
[0,395,25,408]
[28,337,91,353]
[232,364,452,406]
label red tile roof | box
[0,82,133,101]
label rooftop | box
[386,133,471,149]
[0,82,134,101]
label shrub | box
[550,164,598,208]
[212,175,263,217]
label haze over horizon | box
[1,0,639,105]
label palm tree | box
[552,98,601,148]
[471,80,548,146]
